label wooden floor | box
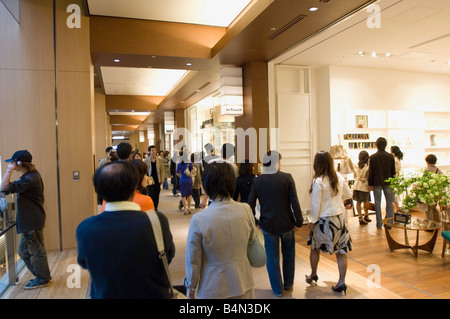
[295,210,450,299]
[2,192,449,299]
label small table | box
[382,217,441,258]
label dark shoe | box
[331,283,347,296]
[364,216,372,222]
[305,274,318,284]
[178,202,183,211]
[359,217,368,225]
[24,279,51,290]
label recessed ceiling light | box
[385,53,391,57]
[270,27,276,31]
[358,51,364,55]
[371,52,377,58]
[186,63,192,66]
[309,7,318,12]
[114,59,120,63]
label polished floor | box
[2,188,450,299]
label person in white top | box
[351,151,372,225]
[306,151,353,295]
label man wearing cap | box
[1,150,52,289]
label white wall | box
[326,65,450,169]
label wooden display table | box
[382,217,441,258]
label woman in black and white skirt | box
[305,151,353,295]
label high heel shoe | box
[364,216,372,222]
[305,274,318,284]
[359,217,368,225]
[331,283,347,296]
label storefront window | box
[187,92,236,159]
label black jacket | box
[4,170,46,233]
[368,150,396,186]
[248,170,303,234]
[233,175,255,203]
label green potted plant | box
[387,170,450,222]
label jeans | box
[373,185,394,228]
[18,229,51,284]
[163,178,168,190]
[262,229,296,296]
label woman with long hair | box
[352,151,371,225]
[306,151,353,295]
[390,145,403,212]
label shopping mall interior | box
[0,0,449,300]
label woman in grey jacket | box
[185,162,255,299]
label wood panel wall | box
[0,0,95,250]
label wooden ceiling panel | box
[105,95,163,112]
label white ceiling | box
[275,0,450,75]
[87,0,252,27]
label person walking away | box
[368,137,396,229]
[177,148,194,215]
[233,160,256,203]
[306,151,353,295]
[76,161,175,299]
[191,153,202,209]
[185,162,255,299]
[170,151,180,197]
[351,151,371,225]
[248,151,303,297]
[0,150,52,289]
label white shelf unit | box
[424,111,450,169]
[340,109,450,171]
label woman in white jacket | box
[306,151,353,295]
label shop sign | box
[221,105,243,116]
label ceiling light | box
[114,59,120,63]
[112,136,126,140]
[358,51,364,56]
[186,63,192,66]
[371,52,377,58]
[385,53,391,57]
[309,7,319,12]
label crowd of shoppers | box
[8,135,446,298]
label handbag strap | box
[241,203,257,242]
[145,209,175,298]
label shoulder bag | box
[241,203,266,268]
[145,210,187,299]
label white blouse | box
[309,173,353,224]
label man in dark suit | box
[76,161,175,299]
[368,137,396,229]
[248,151,303,297]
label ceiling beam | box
[90,16,226,59]
[110,125,140,131]
[109,115,148,125]
[105,95,163,112]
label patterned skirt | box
[307,214,353,255]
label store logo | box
[366,264,381,288]
[366,4,381,29]
[66,264,82,288]
[66,4,81,29]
